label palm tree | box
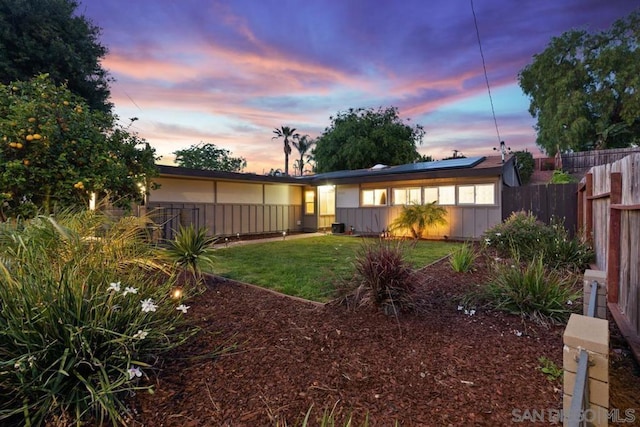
[272,126,298,176]
[291,134,315,176]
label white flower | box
[469,309,476,316]
[107,282,121,292]
[133,330,148,340]
[484,238,491,245]
[127,366,143,380]
[123,286,138,296]
[566,300,573,305]
[140,298,157,313]
[457,305,464,311]
[495,232,501,237]
[514,330,523,337]
[176,304,190,314]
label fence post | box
[563,314,609,426]
[606,172,622,304]
[585,173,594,244]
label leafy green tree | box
[513,150,534,184]
[0,0,112,113]
[313,107,424,172]
[518,10,640,155]
[272,126,298,176]
[292,134,315,175]
[173,143,247,172]
[0,74,157,219]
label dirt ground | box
[127,255,640,426]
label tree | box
[173,143,247,172]
[518,10,640,155]
[313,107,424,172]
[0,74,157,219]
[390,203,448,239]
[291,134,315,175]
[0,0,112,113]
[272,126,297,176]
[513,150,534,184]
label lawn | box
[207,235,460,302]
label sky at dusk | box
[80,0,639,174]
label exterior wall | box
[148,177,304,240]
[334,176,502,240]
[150,177,215,203]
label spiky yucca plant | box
[163,224,218,284]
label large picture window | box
[458,184,495,205]
[362,189,387,206]
[392,187,421,205]
[423,186,455,205]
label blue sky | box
[80,0,639,173]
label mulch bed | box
[127,255,640,426]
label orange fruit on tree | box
[26,134,34,141]
[23,159,30,166]
[9,142,17,148]
[28,117,36,123]
[15,142,23,149]
[32,134,42,140]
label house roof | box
[155,165,306,185]
[156,155,520,186]
[307,155,519,185]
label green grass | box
[208,236,460,302]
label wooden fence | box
[561,147,640,176]
[502,183,578,234]
[578,153,640,361]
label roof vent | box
[370,164,388,170]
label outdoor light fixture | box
[171,288,183,299]
[282,231,287,240]
[236,232,240,240]
[225,237,229,247]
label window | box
[362,189,387,206]
[424,185,455,205]
[318,185,335,215]
[392,187,421,205]
[304,190,315,214]
[458,184,495,205]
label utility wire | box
[471,0,502,145]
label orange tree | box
[0,74,157,219]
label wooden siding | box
[147,202,303,241]
[335,205,501,240]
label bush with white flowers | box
[0,210,200,426]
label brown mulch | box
[128,256,640,426]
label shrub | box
[341,239,416,313]
[449,242,476,273]
[482,256,580,324]
[482,211,555,260]
[390,202,447,239]
[482,211,593,271]
[549,170,577,184]
[0,210,199,426]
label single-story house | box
[147,155,520,241]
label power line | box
[471,0,502,145]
